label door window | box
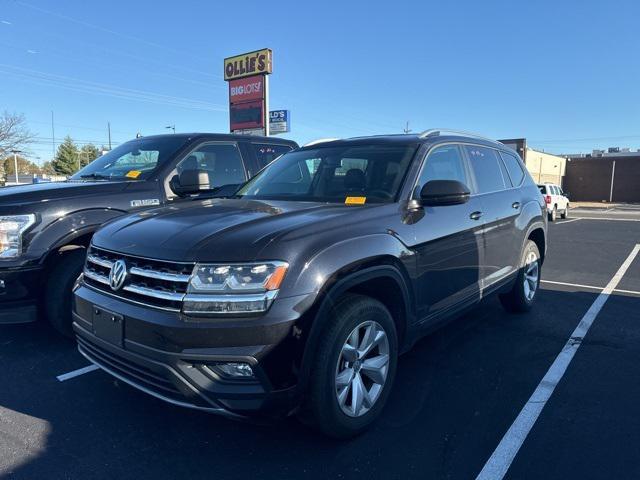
[415,145,467,197]
[500,151,525,186]
[252,144,293,168]
[464,145,506,194]
[176,143,246,187]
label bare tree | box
[0,111,36,158]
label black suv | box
[73,130,547,437]
[0,133,297,334]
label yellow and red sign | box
[224,49,272,81]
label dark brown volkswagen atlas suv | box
[73,130,547,437]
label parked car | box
[73,130,547,438]
[538,183,569,221]
[0,133,297,334]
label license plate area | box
[92,307,124,347]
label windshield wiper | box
[79,173,111,180]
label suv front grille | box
[83,246,194,311]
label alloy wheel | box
[335,321,390,418]
[523,250,539,301]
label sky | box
[0,0,639,165]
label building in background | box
[499,138,566,185]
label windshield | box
[70,136,187,181]
[236,144,417,203]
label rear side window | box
[464,145,506,194]
[416,144,468,195]
[252,144,293,168]
[500,151,525,186]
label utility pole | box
[107,122,112,150]
[403,121,411,134]
[166,124,176,134]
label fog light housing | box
[211,362,254,379]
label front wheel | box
[499,240,541,313]
[303,294,398,438]
[44,248,86,337]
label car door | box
[411,143,484,323]
[463,144,522,292]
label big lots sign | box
[229,75,264,103]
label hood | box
[92,198,372,262]
[0,181,130,208]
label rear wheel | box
[548,206,557,222]
[561,204,569,219]
[44,248,86,337]
[499,240,541,313]
[303,294,398,438]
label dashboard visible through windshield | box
[236,144,417,203]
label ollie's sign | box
[224,49,272,81]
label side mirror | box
[169,169,211,197]
[420,180,470,206]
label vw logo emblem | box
[109,259,128,291]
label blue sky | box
[1,0,638,164]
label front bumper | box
[0,265,43,324]
[73,284,306,417]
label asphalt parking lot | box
[1,207,639,480]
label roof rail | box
[303,138,341,147]
[418,128,497,143]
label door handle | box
[512,202,521,209]
[470,211,483,221]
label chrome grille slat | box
[86,254,113,269]
[84,270,110,285]
[129,267,191,283]
[123,284,185,302]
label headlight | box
[0,214,36,259]
[183,261,288,315]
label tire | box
[44,248,86,337]
[499,240,541,313]
[561,204,569,219]
[548,206,557,222]
[303,294,398,438]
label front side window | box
[415,144,468,197]
[252,143,293,168]
[71,136,187,181]
[236,144,417,203]
[464,145,506,194]
[176,143,246,188]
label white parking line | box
[554,218,581,225]
[476,244,640,480]
[573,217,640,222]
[541,279,640,296]
[56,364,99,382]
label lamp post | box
[9,149,23,184]
[166,125,176,134]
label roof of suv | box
[299,133,507,151]
[122,132,298,146]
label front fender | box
[28,208,129,263]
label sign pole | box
[263,74,270,137]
